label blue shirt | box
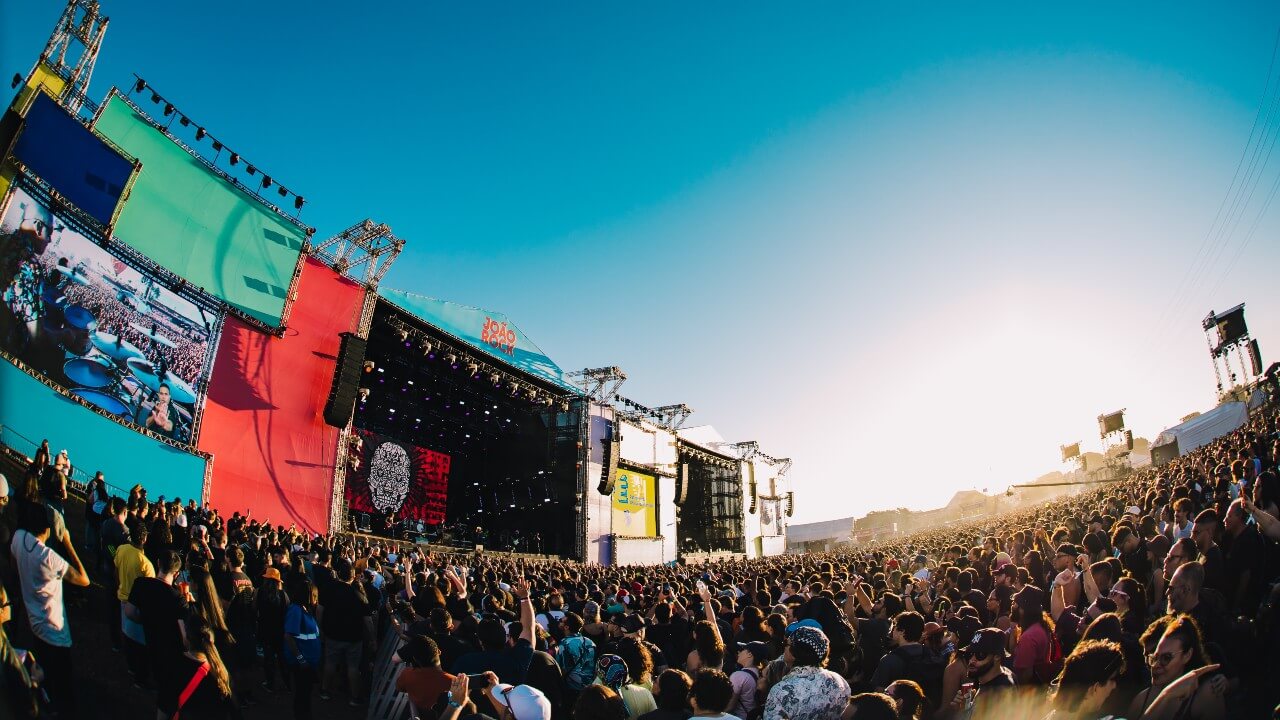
[284,604,321,666]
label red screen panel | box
[198,257,365,533]
[344,429,449,524]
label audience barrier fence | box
[367,623,413,720]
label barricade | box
[366,623,413,720]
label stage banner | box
[379,289,576,392]
[13,93,137,227]
[93,94,305,327]
[345,429,450,524]
[0,186,217,444]
[612,468,657,537]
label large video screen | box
[345,429,450,525]
[0,186,217,444]
[612,468,657,537]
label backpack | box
[559,635,596,691]
[891,646,947,718]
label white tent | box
[1151,402,1248,465]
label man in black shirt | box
[453,580,537,684]
[126,550,190,716]
[1192,510,1227,594]
[318,559,371,705]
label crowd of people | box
[1,400,1280,720]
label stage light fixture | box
[490,372,501,385]
[358,388,370,402]
[179,115,190,127]
[278,186,288,198]
[195,127,206,141]
[229,153,239,166]
[444,353,458,366]
[363,361,375,373]
[247,165,256,176]
[560,400,571,412]
[212,140,222,151]
[262,176,272,189]
[134,78,147,93]
[509,382,522,396]
[396,329,409,342]
[466,362,480,377]
[542,397,554,408]
[294,196,305,210]
[150,92,160,103]
[163,103,174,116]
[11,73,22,89]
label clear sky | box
[5,2,1280,523]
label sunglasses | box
[1146,651,1179,667]
[1108,588,1130,602]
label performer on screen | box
[142,383,180,439]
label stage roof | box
[379,288,577,393]
[93,93,306,327]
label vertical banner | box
[345,429,450,525]
[612,468,657,537]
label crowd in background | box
[1,401,1279,720]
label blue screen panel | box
[0,358,206,502]
[12,93,136,227]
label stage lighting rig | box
[397,329,409,343]
[358,388,370,403]
[568,366,627,403]
[466,361,480,377]
[312,219,405,289]
[363,361,376,373]
[444,353,457,366]
[420,339,433,356]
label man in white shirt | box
[11,508,89,717]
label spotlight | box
[262,176,272,189]
[444,353,457,366]
[229,153,239,166]
[396,329,409,342]
[150,92,160,103]
[195,127,205,140]
[134,78,146,93]
[247,165,256,176]
[179,115,190,127]
[163,103,174,116]
[542,397,554,408]
[278,186,288,198]
[490,372,501,385]
[358,388,370,402]
[526,389,539,402]
[560,400,571,412]
[212,140,222,151]
[466,362,479,377]
[419,340,433,356]
[294,196,305,210]
[363,361,375,373]
[509,382,521,396]
[11,73,22,89]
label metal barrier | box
[366,623,414,720]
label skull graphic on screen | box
[368,441,411,513]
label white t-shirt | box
[536,610,566,631]
[11,529,71,647]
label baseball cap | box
[789,626,830,659]
[946,615,982,642]
[1125,505,1142,517]
[960,627,1010,658]
[0,473,8,498]
[488,684,552,720]
[619,614,647,634]
[262,567,282,582]
[736,640,772,663]
[1055,543,1078,557]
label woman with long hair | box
[1127,615,1223,719]
[734,606,771,646]
[1108,577,1147,637]
[574,685,626,720]
[168,615,239,719]
[189,568,250,707]
[686,620,725,673]
[885,679,926,720]
[284,578,322,720]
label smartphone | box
[467,674,492,690]
[696,580,707,594]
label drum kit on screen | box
[58,295,195,437]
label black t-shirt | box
[100,516,129,558]
[1201,545,1227,595]
[1224,527,1264,613]
[129,577,189,664]
[430,631,476,672]
[320,581,370,642]
[169,654,238,720]
[312,564,335,594]
[452,638,536,685]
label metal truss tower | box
[310,219,405,290]
[33,0,108,114]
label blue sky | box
[6,2,1280,522]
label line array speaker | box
[323,332,367,428]
[597,438,620,495]
[1249,339,1263,376]
[675,464,689,505]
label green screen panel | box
[93,95,305,326]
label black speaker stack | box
[323,332,367,428]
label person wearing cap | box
[473,669,554,720]
[764,626,850,720]
[620,612,669,674]
[257,564,291,694]
[728,641,768,717]
[954,627,1016,718]
[595,652,656,719]
[1111,524,1151,588]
